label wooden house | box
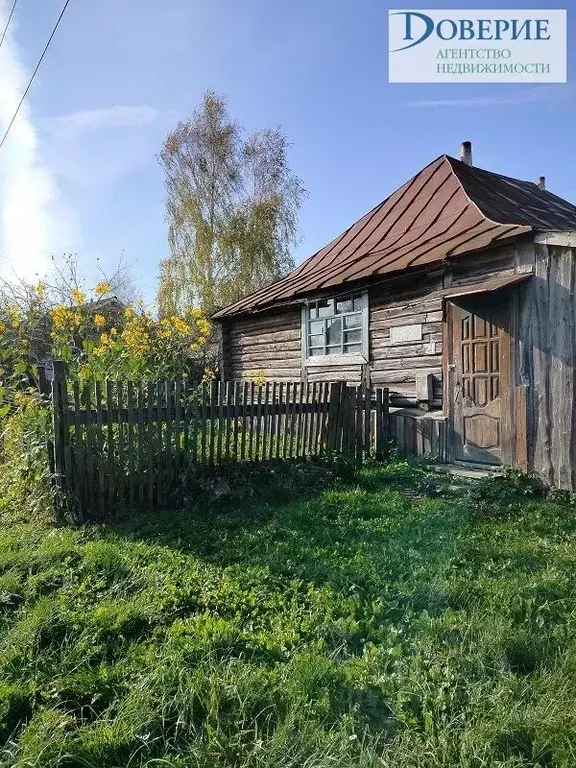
[213,142,576,489]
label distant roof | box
[214,154,576,319]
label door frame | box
[444,292,516,467]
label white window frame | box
[301,291,369,366]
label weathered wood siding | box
[518,242,576,490]
[369,273,444,406]
[222,308,302,381]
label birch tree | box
[158,91,305,315]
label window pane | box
[353,295,364,311]
[309,347,324,356]
[308,334,324,349]
[343,344,362,355]
[344,313,362,329]
[335,297,353,314]
[326,318,342,348]
[344,329,362,345]
[317,300,332,318]
[308,320,323,335]
[309,304,318,320]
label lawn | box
[0,461,576,767]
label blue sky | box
[0,0,574,303]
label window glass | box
[326,318,342,347]
[344,329,362,345]
[335,298,353,314]
[344,314,362,329]
[317,300,332,318]
[306,293,366,357]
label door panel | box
[451,298,511,465]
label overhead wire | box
[0,0,18,52]
[0,0,72,152]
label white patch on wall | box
[390,324,423,343]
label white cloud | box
[49,104,160,137]
[0,0,75,281]
[407,85,572,109]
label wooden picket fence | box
[48,363,390,519]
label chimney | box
[460,141,473,166]
[538,176,546,190]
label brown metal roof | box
[214,155,576,319]
[433,272,533,301]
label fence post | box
[51,360,69,517]
[326,381,344,451]
[374,387,390,461]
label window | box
[303,292,368,359]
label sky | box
[0,0,574,304]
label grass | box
[0,460,575,766]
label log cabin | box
[213,142,576,489]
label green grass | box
[0,461,576,766]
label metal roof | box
[214,155,576,319]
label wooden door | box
[450,297,512,465]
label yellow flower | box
[9,307,21,328]
[202,367,216,382]
[50,305,81,330]
[170,316,191,335]
[124,307,134,319]
[93,314,106,329]
[249,371,267,386]
[33,281,46,299]
[71,288,86,306]
[196,318,211,337]
[94,280,110,297]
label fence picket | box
[46,376,391,518]
[72,380,84,518]
[105,380,116,512]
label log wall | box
[222,308,302,381]
[518,242,576,490]
[369,273,444,406]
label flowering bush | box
[0,279,215,520]
[0,280,215,388]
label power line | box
[0,0,72,153]
[0,0,19,53]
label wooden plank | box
[127,381,136,508]
[363,387,371,459]
[147,382,155,507]
[137,382,145,506]
[94,380,106,518]
[156,382,164,506]
[174,380,183,474]
[199,381,207,465]
[215,380,223,464]
[232,381,242,461]
[71,380,85,520]
[326,381,343,451]
[239,381,247,462]
[83,382,95,517]
[254,385,263,460]
[271,382,279,459]
[116,381,125,509]
[105,380,116,513]
[262,382,270,460]
[208,380,217,465]
[182,378,190,459]
[247,382,255,460]
[515,385,528,472]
